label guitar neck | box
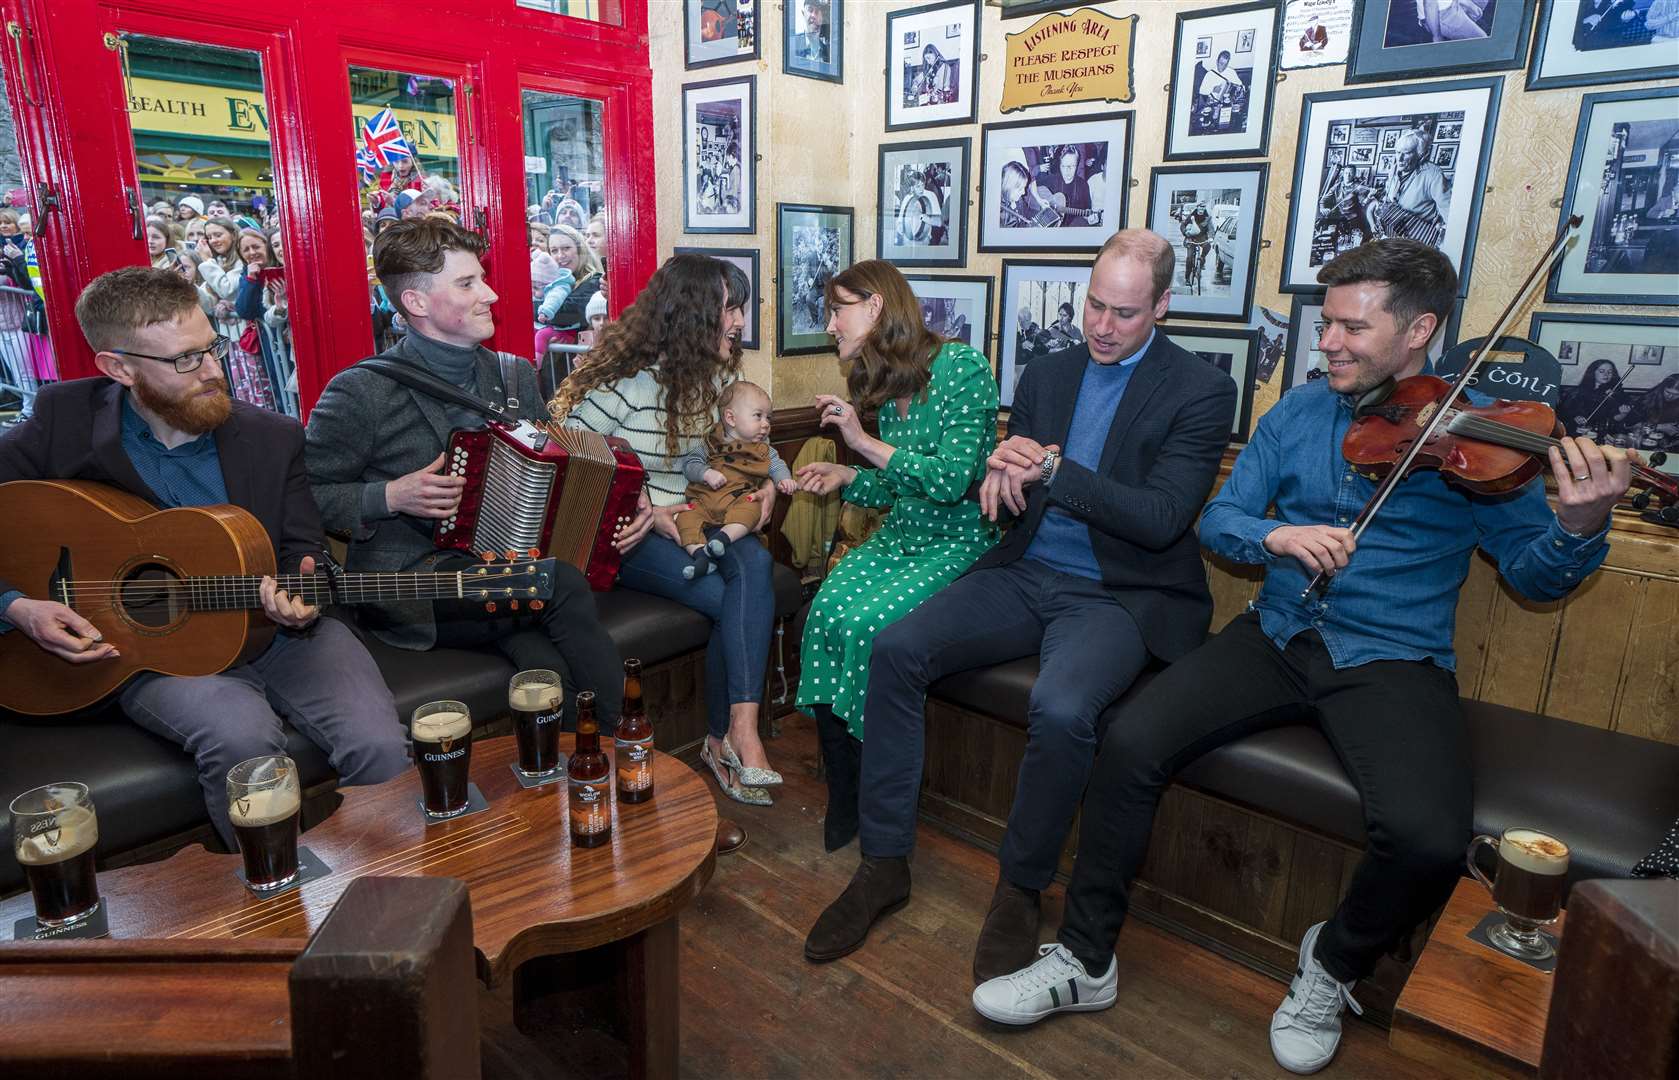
[63,571,466,612]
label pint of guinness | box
[1468,827,1570,961]
[9,782,101,927]
[510,670,564,778]
[413,701,474,818]
[227,755,301,892]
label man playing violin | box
[971,239,1636,1075]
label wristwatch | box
[1039,449,1059,488]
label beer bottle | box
[615,658,654,803]
[568,691,612,848]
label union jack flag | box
[354,147,379,185]
[361,107,414,169]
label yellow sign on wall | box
[1001,9,1136,113]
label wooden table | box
[0,736,716,1079]
[1390,878,1565,1078]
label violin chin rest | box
[1354,379,1397,416]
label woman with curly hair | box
[553,252,782,804]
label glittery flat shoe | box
[721,735,784,787]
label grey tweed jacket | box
[304,335,548,650]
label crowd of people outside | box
[0,201,52,416]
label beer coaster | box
[11,903,110,941]
[509,761,567,789]
[234,846,332,898]
[1467,911,1559,973]
[417,782,491,825]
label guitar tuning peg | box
[530,599,545,611]
[504,549,519,560]
[480,550,498,562]
[484,601,497,613]
[528,547,540,558]
[509,600,520,611]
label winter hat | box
[375,206,399,224]
[585,290,608,321]
[177,195,205,216]
[531,252,562,290]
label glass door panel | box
[0,61,50,419]
[515,0,620,24]
[523,88,606,378]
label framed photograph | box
[1160,325,1260,442]
[1528,0,1679,90]
[978,111,1133,253]
[1549,86,1679,307]
[1346,0,1537,82]
[998,260,1091,407]
[686,0,759,70]
[878,137,971,267]
[1146,163,1268,323]
[1279,0,1357,69]
[1530,311,1679,476]
[1280,293,1465,391]
[886,0,981,132]
[1165,1,1282,161]
[776,203,854,357]
[682,76,755,234]
[905,274,994,360]
[785,0,842,83]
[1280,76,1503,296]
[674,246,762,350]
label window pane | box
[524,90,607,368]
[0,63,51,420]
[515,0,622,27]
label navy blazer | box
[967,334,1237,662]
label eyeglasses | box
[111,335,232,375]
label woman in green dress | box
[795,259,999,851]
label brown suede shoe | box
[804,855,912,963]
[972,880,1042,983]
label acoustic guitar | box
[0,480,560,716]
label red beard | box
[131,375,233,435]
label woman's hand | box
[195,239,213,262]
[613,489,655,553]
[796,461,856,496]
[651,502,686,544]
[814,394,866,449]
[752,482,776,531]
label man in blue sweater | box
[804,230,1237,979]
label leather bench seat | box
[927,657,1679,888]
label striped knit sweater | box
[565,367,709,506]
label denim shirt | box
[1199,378,1610,670]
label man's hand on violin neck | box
[1264,524,1356,576]
[1550,436,1636,537]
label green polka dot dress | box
[797,342,1000,739]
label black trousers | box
[431,560,623,732]
[1058,612,1471,984]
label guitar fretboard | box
[60,572,468,611]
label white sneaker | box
[971,942,1118,1026]
[1270,922,1363,1074]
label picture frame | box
[1280,293,1465,392]
[776,202,854,357]
[877,137,971,267]
[1146,162,1268,323]
[1279,0,1357,69]
[1527,0,1679,91]
[1548,86,1679,307]
[674,246,762,350]
[905,274,994,361]
[978,111,1134,253]
[998,259,1091,407]
[784,0,843,83]
[685,0,760,70]
[1345,0,1537,83]
[1164,1,1282,161]
[682,75,756,234]
[1280,76,1503,296]
[885,0,982,133]
[1159,324,1260,442]
[1528,311,1679,476]
[997,0,1073,19]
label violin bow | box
[1301,215,1584,600]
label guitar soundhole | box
[119,564,189,630]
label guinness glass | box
[568,691,612,848]
[10,782,101,927]
[227,755,301,892]
[413,701,473,818]
[509,670,564,779]
[1468,827,1570,961]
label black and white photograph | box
[1165,1,1281,161]
[979,112,1133,253]
[877,137,970,267]
[998,260,1091,407]
[905,274,994,360]
[686,0,760,70]
[1280,0,1357,68]
[784,0,842,83]
[777,203,853,356]
[1281,76,1502,295]
[886,0,981,132]
[1160,325,1260,441]
[1550,86,1679,306]
[1529,0,1679,89]
[1530,311,1679,476]
[682,76,755,234]
[1282,293,1463,391]
[1345,0,1536,82]
[674,246,762,350]
[1147,163,1268,322]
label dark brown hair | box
[373,217,490,319]
[825,259,940,411]
[75,266,204,352]
[1095,228,1176,302]
[1316,238,1457,334]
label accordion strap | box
[358,355,516,425]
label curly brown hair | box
[824,260,940,411]
[550,253,748,458]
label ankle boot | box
[973,878,1043,984]
[814,709,861,851]
[804,854,911,963]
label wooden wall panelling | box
[1615,577,1679,745]
[1543,570,1640,729]
[1475,586,1564,715]
[1203,554,1262,633]
[1451,552,1504,700]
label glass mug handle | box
[1467,833,1500,897]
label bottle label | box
[570,778,610,835]
[615,735,652,763]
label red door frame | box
[0,0,653,415]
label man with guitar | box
[0,267,409,847]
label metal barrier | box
[541,340,590,400]
[208,312,298,418]
[0,284,50,416]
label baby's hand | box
[703,468,727,490]
[776,478,798,496]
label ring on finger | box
[1573,472,1589,482]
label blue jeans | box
[618,533,774,738]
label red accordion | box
[435,421,645,591]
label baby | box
[675,381,798,579]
